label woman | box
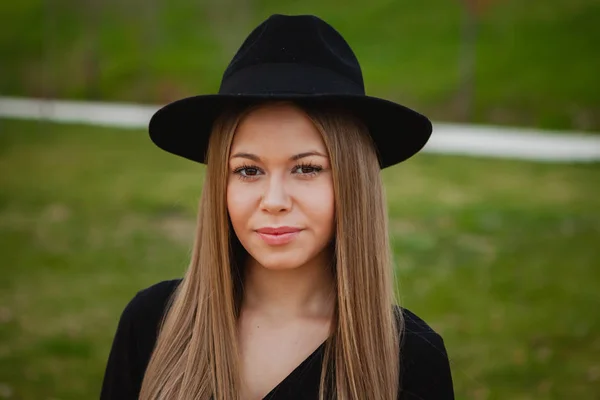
[101,14,454,400]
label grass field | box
[1,0,599,130]
[0,118,599,399]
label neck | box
[242,252,335,319]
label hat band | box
[219,63,365,96]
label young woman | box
[101,14,454,400]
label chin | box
[253,252,309,271]
[240,235,332,271]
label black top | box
[101,279,454,399]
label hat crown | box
[149,14,432,170]
[220,14,365,94]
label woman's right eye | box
[233,165,263,180]
[240,167,259,176]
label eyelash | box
[233,163,323,181]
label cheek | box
[298,182,335,235]
[227,181,254,230]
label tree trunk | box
[143,0,160,101]
[42,0,57,99]
[82,0,102,99]
[457,2,478,122]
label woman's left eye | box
[293,164,323,175]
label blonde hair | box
[139,100,402,400]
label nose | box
[260,172,291,214]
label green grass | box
[0,118,599,399]
[1,0,599,131]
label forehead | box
[230,103,327,155]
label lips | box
[256,226,302,235]
[255,226,302,245]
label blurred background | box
[0,0,599,399]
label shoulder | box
[124,278,183,320]
[398,307,449,366]
[395,306,455,400]
[114,278,183,352]
[120,278,183,344]
[101,279,183,399]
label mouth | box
[256,226,302,235]
[255,226,303,245]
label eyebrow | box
[230,151,328,162]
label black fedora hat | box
[149,14,432,169]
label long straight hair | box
[139,100,402,399]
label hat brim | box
[148,93,432,169]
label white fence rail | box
[1,96,599,162]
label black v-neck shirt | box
[100,279,454,399]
